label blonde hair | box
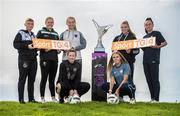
[107,51,128,74]
[45,17,54,23]
[66,16,77,30]
[121,20,135,37]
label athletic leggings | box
[143,63,160,101]
[57,82,90,98]
[40,60,58,97]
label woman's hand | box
[45,49,51,52]
[74,89,79,96]
[69,89,74,96]
[108,90,112,95]
[115,88,120,97]
[28,44,34,49]
[126,49,131,54]
[151,44,159,49]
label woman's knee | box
[102,82,109,92]
[81,82,90,91]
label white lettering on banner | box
[32,38,71,50]
[112,37,156,50]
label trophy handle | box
[92,19,99,29]
[92,19,113,52]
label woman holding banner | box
[36,17,59,103]
[113,21,139,87]
[142,18,167,103]
[13,18,38,104]
[60,16,86,65]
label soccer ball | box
[107,94,119,104]
[68,94,81,104]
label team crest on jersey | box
[73,68,77,72]
[74,34,78,38]
[43,61,47,66]
[120,69,123,74]
[23,62,28,68]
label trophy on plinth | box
[92,19,113,52]
[92,19,113,101]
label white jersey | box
[60,30,86,60]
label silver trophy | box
[92,19,113,52]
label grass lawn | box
[0,101,180,116]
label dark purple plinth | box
[92,52,107,101]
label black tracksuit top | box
[13,29,37,60]
[36,27,59,61]
[57,60,81,90]
[113,32,139,64]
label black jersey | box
[142,31,166,63]
[57,60,81,90]
[113,32,139,63]
[36,27,59,61]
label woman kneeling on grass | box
[102,51,136,104]
[56,49,90,103]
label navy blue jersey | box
[142,31,166,63]
[13,29,37,60]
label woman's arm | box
[115,75,128,96]
[74,32,86,51]
[152,41,167,49]
[118,75,128,90]
[109,76,115,94]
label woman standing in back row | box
[142,18,167,103]
[113,21,139,87]
[36,17,59,103]
[60,17,86,66]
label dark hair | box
[145,17,154,34]
[67,48,77,56]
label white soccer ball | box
[107,94,119,104]
[68,94,81,104]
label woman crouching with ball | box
[102,51,136,104]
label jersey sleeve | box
[59,32,64,40]
[123,64,131,75]
[13,33,29,50]
[74,32,86,51]
[157,31,166,43]
[36,30,42,38]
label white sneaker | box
[119,97,124,102]
[150,100,159,103]
[52,98,58,103]
[41,98,46,103]
[130,98,136,104]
